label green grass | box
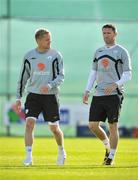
[0,137,138,180]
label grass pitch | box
[0,137,138,180]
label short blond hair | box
[35,28,50,40]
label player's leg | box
[43,95,66,165]
[89,121,109,143]
[104,95,122,165]
[89,121,110,162]
[23,93,41,166]
[24,117,36,166]
[49,121,66,165]
[104,122,119,165]
[89,96,110,163]
[109,122,119,150]
[25,117,36,146]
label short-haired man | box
[83,24,132,165]
[15,28,66,166]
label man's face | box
[102,28,117,45]
[37,33,51,50]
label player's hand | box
[40,85,51,94]
[104,83,118,95]
[15,100,21,113]
[83,91,90,104]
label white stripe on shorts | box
[26,117,37,121]
[48,121,59,125]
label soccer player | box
[15,28,66,166]
[83,24,132,165]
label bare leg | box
[49,124,64,146]
[25,118,35,146]
[49,122,66,165]
[89,121,109,141]
[23,118,35,166]
[104,122,119,163]
[89,121,110,164]
[108,122,119,149]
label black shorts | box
[89,95,123,123]
[25,93,60,122]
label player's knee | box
[109,122,118,133]
[88,123,98,132]
[50,126,61,135]
[26,120,34,131]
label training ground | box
[0,137,138,180]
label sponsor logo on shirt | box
[101,58,109,69]
[33,71,50,75]
[34,62,50,75]
[37,63,46,71]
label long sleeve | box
[85,70,97,92]
[116,71,132,87]
[48,53,64,88]
[16,59,31,99]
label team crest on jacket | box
[47,56,52,60]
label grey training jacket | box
[16,48,64,99]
